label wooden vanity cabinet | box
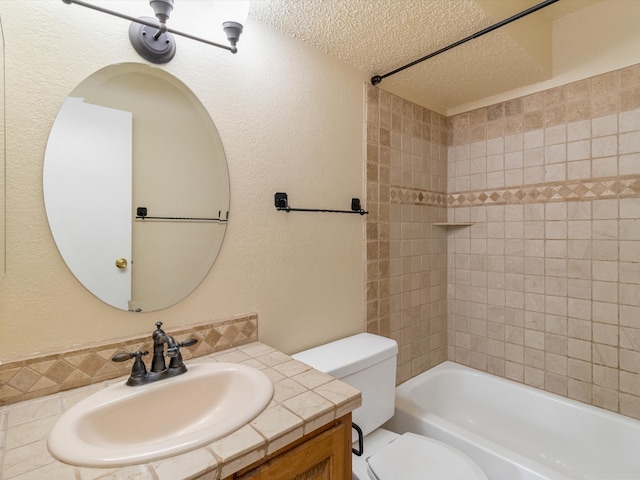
[227,413,352,480]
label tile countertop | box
[0,342,362,480]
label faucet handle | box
[166,338,197,359]
[112,350,149,362]
[179,338,198,348]
[112,350,150,386]
[167,339,198,372]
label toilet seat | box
[366,433,487,480]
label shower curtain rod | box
[371,0,559,86]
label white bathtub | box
[384,361,640,480]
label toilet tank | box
[292,333,398,439]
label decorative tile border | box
[0,313,258,406]
[390,186,448,207]
[448,175,640,207]
[390,175,640,210]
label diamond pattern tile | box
[424,174,640,209]
[0,313,258,407]
[44,360,76,384]
[391,186,449,208]
[77,353,108,377]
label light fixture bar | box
[62,0,237,53]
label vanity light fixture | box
[62,0,245,64]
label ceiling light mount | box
[128,17,176,64]
[62,0,245,63]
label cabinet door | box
[237,418,351,480]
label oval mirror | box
[43,63,229,312]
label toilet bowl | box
[355,429,486,480]
[293,333,487,480]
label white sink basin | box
[48,362,274,467]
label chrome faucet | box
[111,321,198,386]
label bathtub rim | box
[397,361,639,428]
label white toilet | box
[293,333,487,480]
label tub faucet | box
[111,321,198,386]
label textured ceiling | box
[249,0,602,113]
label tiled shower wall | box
[447,64,640,419]
[366,63,640,419]
[365,86,449,384]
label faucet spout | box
[113,322,198,386]
[151,322,177,372]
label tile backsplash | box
[447,63,640,419]
[365,86,449,384]
[367,63,640,420]
[0,314,257,406]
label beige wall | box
[0,1,368,361]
